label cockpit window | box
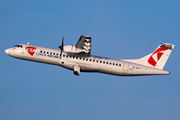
[14,45,23,48]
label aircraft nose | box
[5,49,9,54]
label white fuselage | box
[5,44,170,76]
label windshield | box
[14,45,23,48]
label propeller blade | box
[60,51,62,59]
[58,36,64,59]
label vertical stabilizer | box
[124,43,174,70]
[148,43,174,69]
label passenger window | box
[100,61,102,63]
[103,61,105,64]
[47,52,49,54]
[113,63,115,65]
[76,57,78,59]
[116,64,118,66]
[53,53,55,55]
[136,67,140,69]
[50,52,52,55]
[73,56,75,58]
[40,51,42,53]
[56,53,58,55]
[66,55,68,57]
[79,57,81,60]
[44,51,46,53]
[63,55,65,57]
[83,58,85,60]
[106,62,108,64]
[119,64,121,66]
[90,59,92,61]
[93,60,95,62]
[69,56,72,58]
[109,63,111,65]
[86,59,88,61]
[96,60,98,63]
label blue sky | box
[1,0,180,120]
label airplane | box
[5,35,174,76]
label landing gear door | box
[123,62,129,74]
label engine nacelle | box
[63,45,85,53]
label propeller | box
[58,36,64,59]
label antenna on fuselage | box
[27,42,29,45]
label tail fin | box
[124,43,175,70]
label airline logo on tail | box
[25,46,36,56]
[148,45,167,66]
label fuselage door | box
[123,62,129,74]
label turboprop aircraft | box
[5,35,174,76]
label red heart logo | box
[26,46,36,56]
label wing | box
[75,35,91,55]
